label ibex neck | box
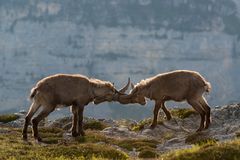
[88,82,98,99]
[140,84,152,99]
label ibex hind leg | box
[22,101,41,141]
[199,96,211,129]
[187,99,206,132]
[161,101,172,120]
[31,106,55,142]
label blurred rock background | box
[0,0,240,120]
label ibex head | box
[93,78,131,104]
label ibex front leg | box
[70,105,79,137]
[150,101,162,129]
[78,105,85,136]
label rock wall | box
[0,0,240,119]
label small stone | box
[141,129,153,135]
[213,134,236,141]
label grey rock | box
[213,134,236,141]
[101,126,138,138]
[0,129,10,134]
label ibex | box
[115,70,211,132]
[22,74,130,142]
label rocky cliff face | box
[0,0,240,119]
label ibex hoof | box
[35,137,42,142]
[166,116,172,121]
[204,125,209,129]
[204,122,210,129]
[34,137,42,144]
[80,131,85,136]
[72,132,80,137]
[22,135,28,141]
[196,128,203,132]
[149,124,156,130]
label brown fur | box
[22,74,125,142]
[117,70,211,132]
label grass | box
[131,118,152,131]
[0,127,128,160]
[0,114,19,123]
[1,125,162,159]
[131,118,163,131]
[83,120,108,130]
[160,139,240,160]
[185,132,217,146]
[138,147,159,158]
[0,126,240,160]
[170,108,197,119]
[1,111,240,160]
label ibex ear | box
[112,82,115,86]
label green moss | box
[0,114,19,123]
[38,127,63,134]
[83,120,108,130]
[160,139,240,160]
[41,137,60,144]
[185,132,217,146]
[171,108,197,119]
[163,132,175,140]
[43,144,128,160]
[0,129,128,160]
[138,148,159,158]
[131,118,163,131]
[76,131,112,144]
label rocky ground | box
[0,103,240,159]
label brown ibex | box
[22,74,130,142]
[115,70,211,132]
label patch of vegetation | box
[138,147,159,159]
[163,131,175,140]
[75,131,161,159]
[41,137,60,144]
[0,114,19,123]
[160,139,240,160]
[43,144,128,160]
[131,119,152,131]
[39,127,63,134]
[171,108,197,119]
[0,128,128,160]
[83,120,108,130]
[75,131,111,144]
[185,132,217,146]
[131,118,163,131]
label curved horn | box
[131,83,134,89]
[113,91,134,103]
[118,77,130,93]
